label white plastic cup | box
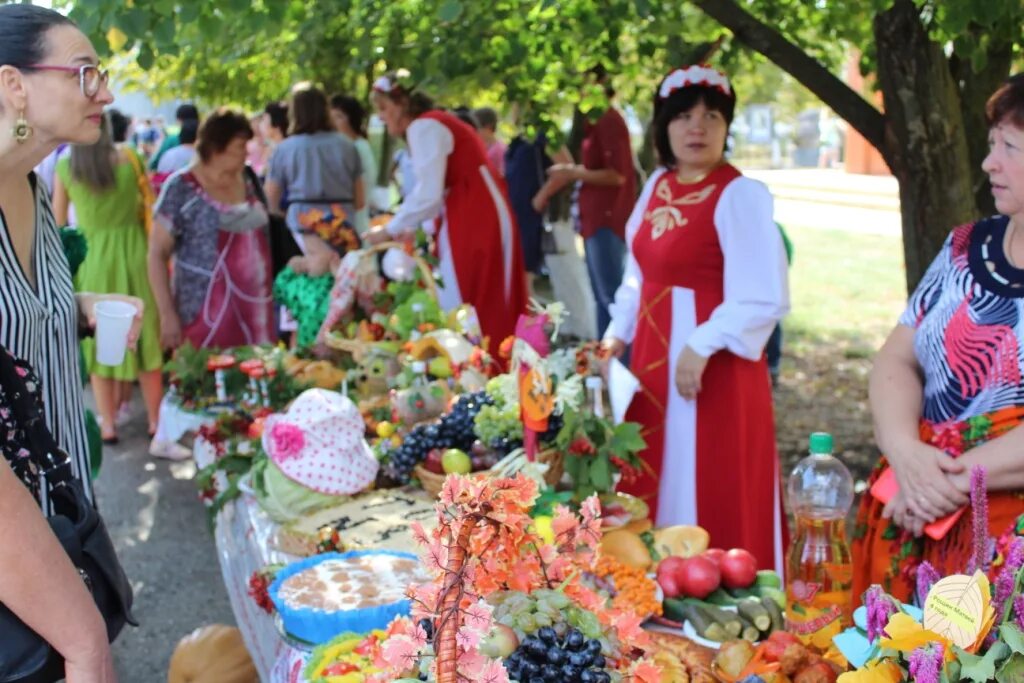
[94,300,137,366]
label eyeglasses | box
[21,64,109,98]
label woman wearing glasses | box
[0,6,131,681]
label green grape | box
[533,611,553,627]
[517,613,538,633]
[473,404,524,444]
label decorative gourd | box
[167,624,258,683]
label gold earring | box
[12,110,32,143]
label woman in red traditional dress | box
[604,66,790,571]
[365,72,527,357]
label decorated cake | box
[269,550,427,644]
[273,488,435,556]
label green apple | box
[441,448,472,474]
[428,356,452,378]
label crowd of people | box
[5,4,1024,682]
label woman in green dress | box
[52,113,163,443]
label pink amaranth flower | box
[1014,595,1024,631]
[993,538,1024,628]
[864,585,899,643]
[908,643,944,683]
[915,561,941,607]
[967,466,991,574]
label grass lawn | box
[783,223,907,357]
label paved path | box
[88,395,234,683]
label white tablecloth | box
[194,440,310,682]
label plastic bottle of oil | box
[785,432,854,650]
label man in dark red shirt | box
[546,71,637,337]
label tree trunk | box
[951,30,1014,216]
[873,0,975,291]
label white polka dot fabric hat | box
[262,388,379,495]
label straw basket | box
[414,448,565,499]
[323,241,438,359]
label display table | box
[194,439,309,682]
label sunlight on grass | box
[783,224,907,355]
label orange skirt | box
[850,406,1024,607]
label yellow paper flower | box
[837,660,903,683]
[878,613,955,662]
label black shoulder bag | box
[245,166,304,277]
[0,351,136,683]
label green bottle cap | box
[809,432,833,454]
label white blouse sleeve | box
[386,118,454,236]
[605,168,667,344]
[686,176,790,360]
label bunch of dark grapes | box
[540,412,564,445]
[438,391,493,451]
[504,625,609,683]
[381,391,494,484]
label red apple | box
[422,448,444,474]
[702,547,726,567]
[720,548,758,589]
[656,556,688,598]
[678,556,721,599]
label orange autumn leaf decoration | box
[369,475,659,682]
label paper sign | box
[923,571,992,650]
[608,358,639,424]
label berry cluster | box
[504,625,610,683]
[381,391,493,484]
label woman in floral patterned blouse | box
[853,75,1024,603]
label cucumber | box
[703,588,741,606]
[756,585,787,609]
[726,586,760,600]
[735,613,761,642]
[701,603,743,637]
[736,599,772,632]
[683,603,729,642]
[761,595,785,633]
[662,596,689,623]
[756,569,783,589]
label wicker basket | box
[323,241,438,358]
[414,448,565,499]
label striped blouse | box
[0,174,92,501]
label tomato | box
[656,556,688,598]
[702,547,726,567]
[677,555,721,599]
[720,548,758,589]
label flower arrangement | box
[837,467,1024,683]
[365,473,662,682]
[166,343,307,411]
[195,407,271,519]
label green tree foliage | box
[66,0,1024,290]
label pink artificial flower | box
[270,422,305,461]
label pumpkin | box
[167,624,258,683]
[599,528,653,570]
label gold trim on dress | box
[644,179,718,241]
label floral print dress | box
[0,347,48,502]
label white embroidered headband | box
[372,69,412,94]
[658,65,732,101]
